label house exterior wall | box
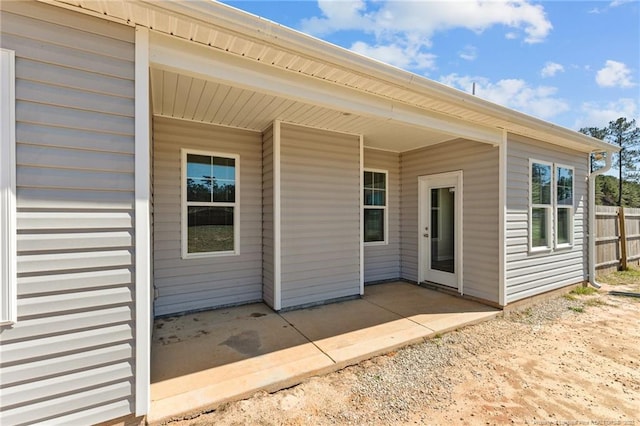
[400,139,500,303]
[505,134,588,303]
[279,124,361,309]
[363,148,401,282]
[0,1,137,424]
[152,117,263,316]
[262,124,275,308]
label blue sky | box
[222,0,639,132]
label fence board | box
[596,206,640,274]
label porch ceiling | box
[149,68,454,152]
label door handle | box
[423,233,429,237]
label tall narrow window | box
[182,150,239,258]
[556,165,574,247]
[1,48,16,324]
[530,161,552,250]
[363,170,387,244]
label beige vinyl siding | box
[262,124,275,308]
[153,117,263,316]
[400,139,500,303]
[0,1,136,424]
[505,134,588,302]
[280,124,360,308]
[363,148,401,282]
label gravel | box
[343,295,590,425]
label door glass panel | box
[431,187,455,273]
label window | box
[363,170,387,244]
[530,161,552,250]
[1,48,16,324]
[182,149,239,258]
[529,160,574,252]
[556,165,574,247]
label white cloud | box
[458,45,478,61]
[574,98,639,129]
[610,0,633,7]
[589,1,632,14]
[439,73,569,120]
[351,41,436,70]
[541,62,564,78]
[302,0,552,43]
[300,1,553,71]
[596,60,636,88]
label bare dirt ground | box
[169,274,640,426]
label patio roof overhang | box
[45,0,619,154]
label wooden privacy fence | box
[595,206,640,273]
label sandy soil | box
[168,282,640,426]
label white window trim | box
[0,48,17,325]
[529,159,553,253]
[529,159,576,253]
[181,148,240,259]
[363,168,388,246]
[555,163,574,249]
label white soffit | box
[149,68,453,152]
[46,0,618,153]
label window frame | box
[529,159,575,253]
[181,148,240,259]
[555,163,574,249]
[1,48,17,325]
[363,168,388,246]
[529,159,553,252]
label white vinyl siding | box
[401,139,499,303]
[363,149,400,282]
[279,123,360,309]
[153,117,262,316]
[506,134,588,303]
[0,2,136,424]
[0,48,17,325]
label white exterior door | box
[419,171,463,292]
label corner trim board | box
[134,26,151,417]
[498,130,507,306]
[0,48,17,325]
[273,120,282,310]
[359,135,365,295]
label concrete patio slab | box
[149,303,333,422]
[281,297,434,365]
[148,282,501,424]
[364,283,501,334]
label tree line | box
[580,117,639,207]
[594,175,640,208]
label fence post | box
[619,206,628,270]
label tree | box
[579,126,609,172]
[579,117,640,206]
[593,175,640,208]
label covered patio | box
[149,282,500,423]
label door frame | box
[418,171,463,294]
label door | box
[419,171,463,292]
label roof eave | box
[145,0,619,154]
[47,0,620,154]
